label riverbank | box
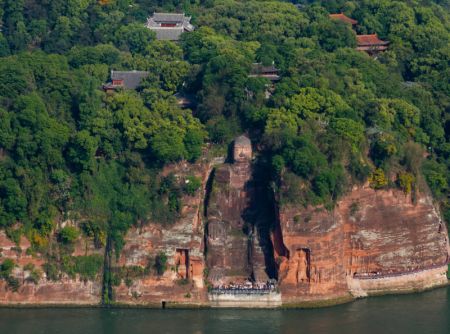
[0,287,449,334]
[1,281,448,310]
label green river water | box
[0,287,449,334]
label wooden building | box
[356,34,390,55]
[248,63,281,82]
[146,13,195,41]
[102,70,149,92]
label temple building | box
[329,13,358,26]
[356,34,389,55]
[102,70,149,92]
[248,63,281,82]
[146,13,195,41]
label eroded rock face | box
[275,205,348,301]
[276,185,450,302]
[205,135,267,284]
[204,135,275,286]
[0,231,102,305]
[112,160,212,305]
[0,138,448,306]
[205,162,253,283]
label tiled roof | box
[329,13,358,25]
[146,12,194,40]
[356,34,389,46]
[251,63,279,73]
[110,70,149,89]
[152,13,186,23]
[249,63,281,81]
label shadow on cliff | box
[242,158,278,280]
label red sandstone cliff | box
[275,185,449,303]
[0,140,448,307]
[0,230,102,305]
[111,160,212,306]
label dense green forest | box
[0,0,449,294]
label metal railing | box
[209,287,277,295]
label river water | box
[0,287,449,334]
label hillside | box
[0,0,449,305]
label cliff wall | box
[112,160,211,306]
[205,162,254,283]
[0,141,448,307]
[0,231,102,305]
[276,185,449,304]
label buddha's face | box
[235,146,248,160]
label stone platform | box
[208,291,282,308]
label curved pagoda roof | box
[329,13,358,25]
[356,34,389,46]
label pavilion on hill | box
[248,63,281,82]
[102,70,149,92]
[356,34,389,55]
[146,13,195,41]
[329,13,358,26]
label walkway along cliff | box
[0,135,449,307]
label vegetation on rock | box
[0,0,449,301]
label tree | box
[184,128,205,162]
[316,19,357,52]
[422,160,447,199]
[0,178,27,227]
[114,23,155,54]
[154,252,167,276]
[397,172,415,195]
[0,34,10,56]
[59,226,80,244]
[288,88,352,119]
[150,127,186,163]
[329,117,364,148]
[0,59,30,100]
[67,130,98,171]
[44,16,73,53]
[369,168,389,189]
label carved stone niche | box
[233,135,252,163]
[174,248,189,279]
[294,248,311,283]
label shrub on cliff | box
[422,160,448,199]
[369,169,388,189]
[58,226,80,244]
[74,255,103,280]
[154,252,168,276]
[183,176,202,196]
[0,258,15,278]
[43,262,60,281]
[0,259,20,291]
[6,276,20,291]
[26,269,42,284]
[60,255,103,280]
[397,172,415,195]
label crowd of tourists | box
[211,280,277,294]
